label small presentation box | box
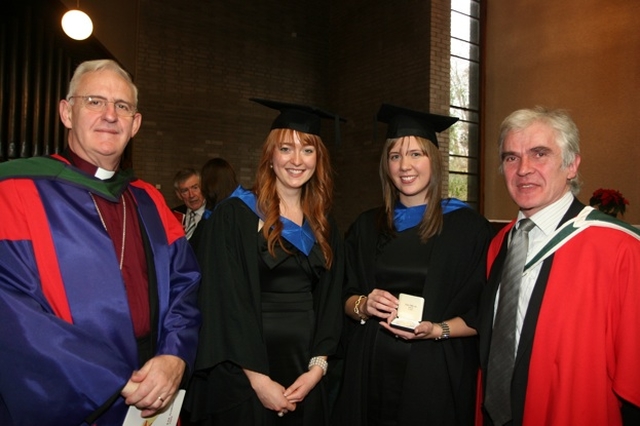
[390,293,424,331]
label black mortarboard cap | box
[250,98,346,144]
[376,103,459,147]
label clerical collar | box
[394,198,469,232]
[66,149,117,180]
[55,149,133,201]
[230,186,316,255]
[95,167,116,180]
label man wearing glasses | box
[0,59,201,425]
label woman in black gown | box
[188,157,238,253]
[333,104,494,426]
[199,157,238,208]
[184,99,343,426]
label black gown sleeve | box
[309,216,344,358]
[622,398,640,425]
[193,198,269,373]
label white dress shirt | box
[495,191,575,352]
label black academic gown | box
[184,197,343,425]
[333,207,494,426]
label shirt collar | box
[517,191,574,236]
[95,167,116,180]
[189,202,207,217]
[67,149,117,180]
[59,149,133,200]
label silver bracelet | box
[308,356,328,376]
[434,321,450,341]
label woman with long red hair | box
[184,99,344,426]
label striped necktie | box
[485,218,536,426]
[184,210,197,239]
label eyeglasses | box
[68,95,137,117]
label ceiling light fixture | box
[61,1,93,41]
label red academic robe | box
[478,206,640,425]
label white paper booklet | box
[122,389,185,426]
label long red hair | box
[252,128,334,268]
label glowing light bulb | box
[61,10,93,41]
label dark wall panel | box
[0,0,112,162]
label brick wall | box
[330,0,452,230]
[132,0,452,230]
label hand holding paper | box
[122,390,185,426]
[122,355,185,418]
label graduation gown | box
[185,196,343,424]
[0,156,201,425]
[333,206,494,426]
[477,198,640,425]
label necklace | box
[90,193,126,270]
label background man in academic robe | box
[477,106,640,425]
[0,59,201,425]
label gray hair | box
[498,106,582,194]
[173,168,201,190]
[66,59,138,106]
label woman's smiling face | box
[271,130,317,193]
[388,136,432,207]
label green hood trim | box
[0,156,134,201]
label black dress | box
[366,228,433,425]
[184,197,343,426]
[259,237,329,425]
[333,206,494,426]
